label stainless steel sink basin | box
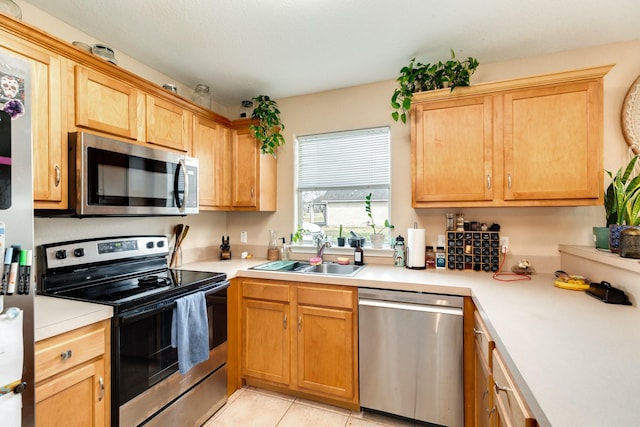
[250,260,365,276]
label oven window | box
[119,307,177,404]
[117,287,227,405]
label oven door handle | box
[119,298,176,325]
[202,280,230,295]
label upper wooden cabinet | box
[74,65,143,141]
[193,115,232,209]
[231,120,277,211]
[0,35,66,208]
[411,65,612,208]
[146,95,191,152]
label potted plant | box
[249,95,286,157]
[337,224,346,247]
[605,155,640,252]
[365,193,394,248]
[391,49,479,123]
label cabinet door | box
[474,345,493,427]
[503,81,602,202]
[0,40,65,207]
[412,95,494,204]
[492,349,536,427]
[241,298,290,385]
[193,116,232,208]
[296,305,355,399]
[232,127,258,207]
[75,66,141,140]
[146,95,191,152]
[35,358,106,427]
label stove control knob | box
[157,240,165,248]
[73,248,85,258]
[146,241,155,249]
[55,249,67,260]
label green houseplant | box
[605,155,640,252]
[249,95,286,157]
[337,224,345,247]
[391,49,479,123]
[365,193,394,248]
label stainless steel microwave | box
[67,132,198,216]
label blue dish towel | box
[171,291,209,374]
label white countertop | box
[35,257,640,427]
[35,296,113,341]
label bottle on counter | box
[394,235,405,267]
[354,241,364,266]
[425,245,435,269]
[435,246,446,269]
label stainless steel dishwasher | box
[358,288,464,427]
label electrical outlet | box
[240,231,247,243]
[500,236,509,253]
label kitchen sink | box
[250,260,365,276]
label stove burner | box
[137,275,171,287]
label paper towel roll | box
[407,228,426,268]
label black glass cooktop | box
[42,268,227,313]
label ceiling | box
[22,0,640,107]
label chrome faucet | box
[313,232,332,261]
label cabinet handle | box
[482,389,489,401]
[283,314,287,329]
[55,165,61,187]
[486,174,491,190]
[98,377,104,401]
[250,187,255,199]
[60,350,72,360]
[494,382,511,394]
[473,327,484,336]
[487,406,496,416]
[298,317,302,332]
[507,173,512,189]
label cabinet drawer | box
[242,280,290,302]
[492,349,536,427]
[473,310,494,367]
[297,285,354,310]
[35,322,106,383]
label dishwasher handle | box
[358,298,463,316]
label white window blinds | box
[297,127,390,190]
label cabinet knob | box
[486,174,491,190]
[55,165,61,187]
[60,350,72,360]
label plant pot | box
[620,227,640,259]
[337,237,345,247]
[609,224,629,253]
[592,226,610,250]
[370,233,385,248]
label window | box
[296,127,391,244]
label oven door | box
[115,282,228,427]
[70,132,198,216]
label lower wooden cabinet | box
[35,320,110,427]
[239,278,358,408]
[492,349,537,427]
[473,310,495,427]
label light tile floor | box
[204,386,420,427]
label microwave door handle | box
[175,159,188,212]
